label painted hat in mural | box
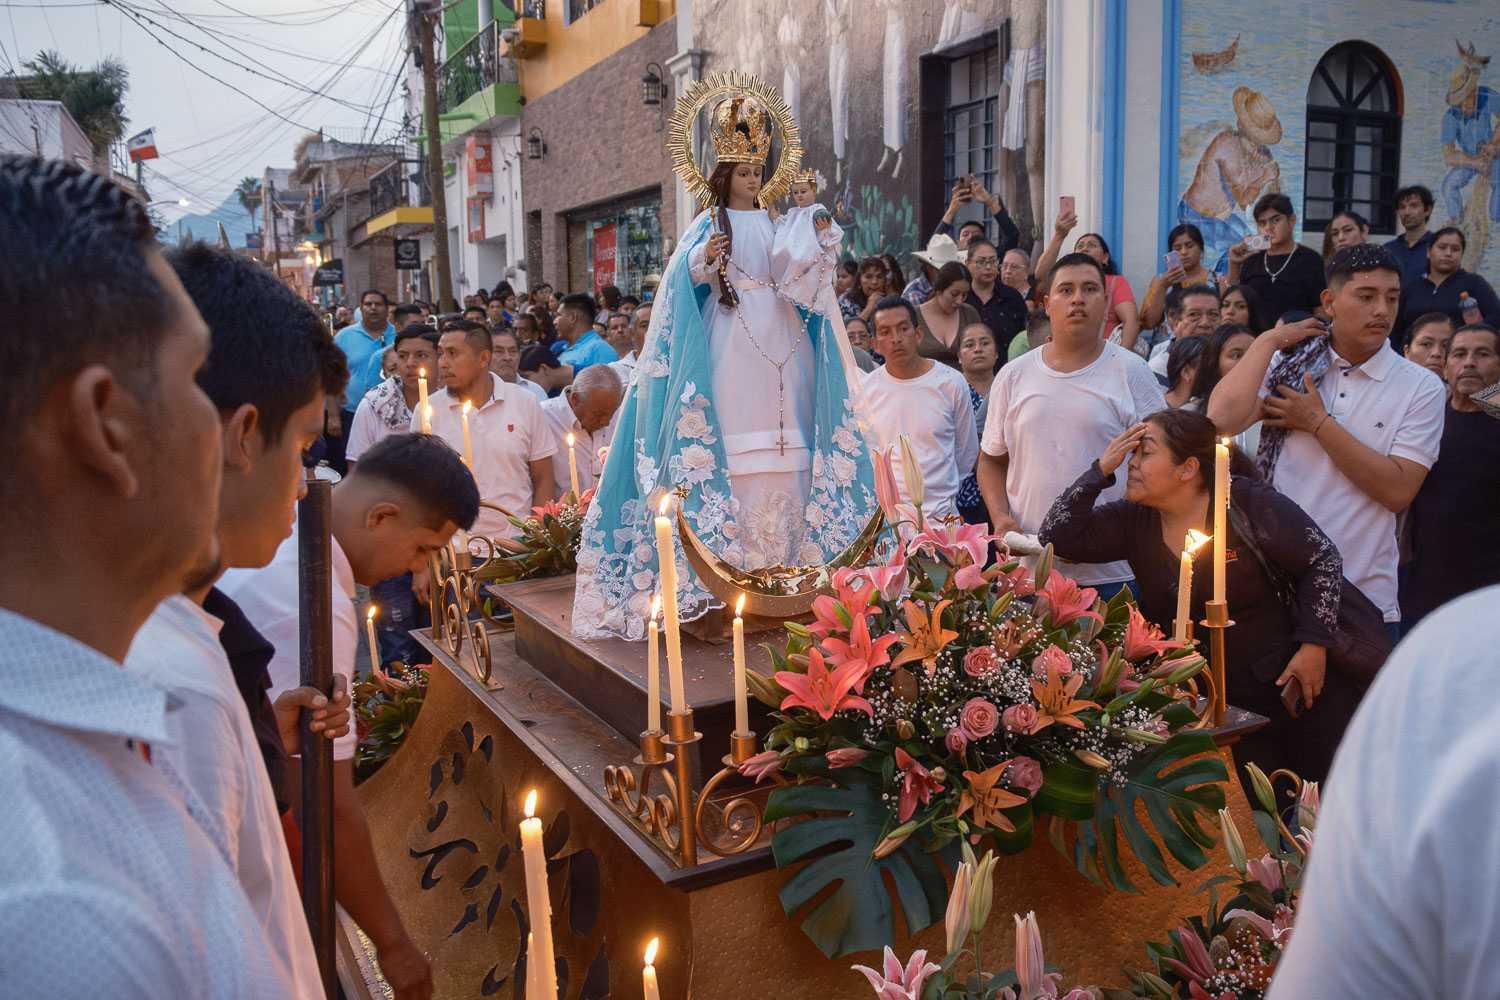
[1232,86,1283,147]
[911,233,966,270]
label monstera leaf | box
[764,763,956,959]
[1051,720,1227,892]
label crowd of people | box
[3,148,1500,996]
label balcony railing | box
[368,158,431,219]
[497,0,545,16]
[439,21,519,116]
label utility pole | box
[412,0,456,311]
[269,179,284,279]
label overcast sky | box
[2,0,410,224]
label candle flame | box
[463,399,473,414]
[651,594,661,620]
[1185,529,1212,554]
[657,493,672,516]
[735,594,746,617]
[419,367,426,378]
[566,431,575,446]
[1219,436,1231,447]
[644,937,659,965]
[367,605,378,621]
[524,789,537,819]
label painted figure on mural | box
[825,0,851,184]
[877,0,908,178]
[1441,40,1499,271]
[573,79,876,640]
[1000,0,1046,250]
[938,0,988,48]
[1180,86,1284,273]
[777,11,803,125]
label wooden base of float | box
[344,577,1267,999]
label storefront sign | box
[312,258,344,287]
[394,239,421,270]
[465,134,494,198]
[592,223,617,295]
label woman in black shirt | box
[1039,408,1360,791]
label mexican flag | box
[127,129,158,162]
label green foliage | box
[353,664,430,783]
[21,51,130,155]
[846,185,918,261]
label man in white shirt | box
[123,242,356,998]
[0,157,280,995]
[1267,586,1500,998]
[485,324,547,401]
[978,252,1167,592]
[348,325,439,463]
[860,297,978,520]
[221,433,478,1000]
[1208,244,1445,628]
[541,364,623,500]
[419,321,555,538]
[610,301,651,387]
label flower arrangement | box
[1122,765,1316,1000]
[353,660,430,782]
[743,448,1230,959]
[475,487,595,585]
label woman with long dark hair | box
[1140,223,1219,331]
[1039,408,1360,792]
[1163,335,1207,409]
[1188,323,1256,405]
[839,255,890,322]
[1220,283,1268,333]
[914,261,981,369]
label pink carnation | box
[1006,756,1043,795]
[1002,703,1039,733]
[963,646,1001,678]
[945,728,968,756]
[825,747,869,769]
[959,698,999,740]
[1031,644,1073,679]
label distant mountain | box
[173,190,259,249]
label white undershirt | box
[860,361,978,519]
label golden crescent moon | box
[676,506,884,618]
[665,69,803,210]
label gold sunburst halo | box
[666,69,803,210]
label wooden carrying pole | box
[298,475,337,997]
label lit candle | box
[519,790,557,999]
[642,937,661,1000]
[1174,530,1211,642]
[417,367,431,433]
[654,495,686,713]
[365,605,381,676]
[461,399,475,469]
[647,595,662,733]
[1213,437,1230,603]
[732,594,748,734]
[525,932,537,999]
[565,431,580,499]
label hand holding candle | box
[647,595,662,733]
[461,398,475,470]
[655,495,686,714]
[642,937,661,1000]
[732,594,748,735]
[417,367,431,433]
[519,790,557,999]
[1213,437,1230,603]
[1174,530,1211,642]
[566,431,580,499]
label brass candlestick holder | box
[427,535,501,684]
[1200,599,1233,727]
[603,711,780,869]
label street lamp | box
[641,63,665,106]
[147,197,192,208]
[526,127,547,160]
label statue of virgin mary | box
[572,72,877,640]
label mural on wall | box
[695,0,1046,264]
[1177,1,1500,283]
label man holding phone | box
[934,174,1021,255]
[1226,194,1326,323]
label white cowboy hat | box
[911,233,965,269]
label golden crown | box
[711,96,772,166]
[793,167,818,187]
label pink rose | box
[963,646,1001,678]
[1002,703,1038,733]
[826,747,870,769]
[945,728,968,756]
[1006,756,1043,795]
[1031,644,1074,679]
[959,698,999,740]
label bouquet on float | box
[1124,766,1317,1000]
[354,659,430,781]
[475,487,596,584]
[742,444,1230,959]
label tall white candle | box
[1174,531,1211,641]
[647,595,662,733]
[519,790,557,999]
[642,937,661,1000]
[525,932,538,999]
[365,605,381,675]
[654,495,686,713]
[566,431,580,499]
[732,594,748,734]
[461,398,475,470]
[417,368,431,433]
[1213,438,1230,603]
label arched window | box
[1303,41,1402,233]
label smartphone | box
[1246,233,1271,252]
[1280,677,1304,718]
[1059,195,1075,217]
[1163,250,1183,272]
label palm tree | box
[236,177,262,233]
[22,51,130,159]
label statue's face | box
[729,162,763,205]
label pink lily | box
[1246,854,1284,892]
[1037,572,1102,627]
[736,750,785,784]
[775,647,873,721]
[826,747,869,769]
[894,747,943,822]
[1013,911,1062,1000]
[1122,605,1184,661]
[809,572,880,639]
[994,563,1036,597]
[1297,779,1320,832]
[871,446,903,524]
[953,561,988,591]
[851,946,941,1000]
[854,547,908,602]
[820,613,899,693]
[1164,923,1216,985]
[907,519,994,568]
